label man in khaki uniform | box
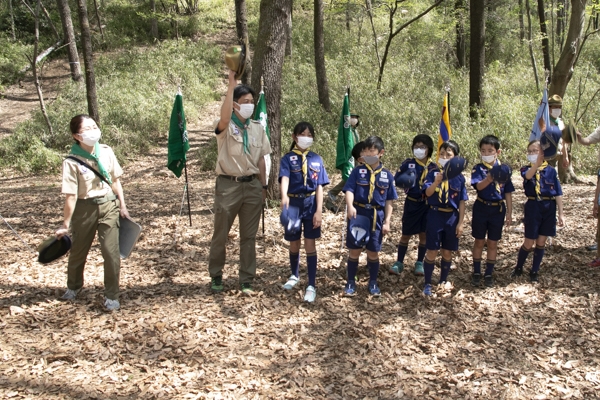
[209,70,271,294]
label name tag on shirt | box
[380,177,389,183]
[311,162,320,167]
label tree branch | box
[390,0,444,39]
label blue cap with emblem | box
[540,125,563,160]
[394,169,416,189]
[490,164,512,184]
[348,215,371,247]
[280,206,301,235]
[443,156,468,180]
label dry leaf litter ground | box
[1,70,600,400]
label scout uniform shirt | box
[62,145,123,199]
[520,163,563,199]
[343,163,398,210]
[471,161,515,202]
[395,157,437,200]
[279,150,330,195]
[214,119,271,177]
[423,167,468,210]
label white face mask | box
[527,154,538,164]
[413,148,427,160]
[550,108,562,119]
[235,103,254,119]
[362,155,380,165]
[438,158,450,167]
[296,136,313,149]
[79,129,101,146]
[481,155,496,164]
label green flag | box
[254,90,270,142]
[336,91,354,180]
[167,92,190,178]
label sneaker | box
[484,275,494,288]
[240,283,254,294]
[283,275,299,290]
[510,267,523,278]
[414,261,424,276]
[368,281,381,296]
[104,297,120,311]
[423,283,433,297]
[389,261,404,275]
[586,243,598,251]
[61,288,80,300]
[529,271,539,283]
[588,258,600,267]
[211,276,224,292]
[471,273,481,287]
[304,285,317,303]
[344,282,356,296]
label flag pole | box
[179,85,192,227]
[341,85,350,250]
[260,76,266,249]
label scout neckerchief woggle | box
[482,159,501,195]
[292,145,309,186]
[231,113,251,154]
[70,142,112,184]
[365,162,383,203]
[438,160,449,204]
[415,157,430,187]
[534,160,549,200]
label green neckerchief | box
[231,113,251,154]
[70,142,113,185]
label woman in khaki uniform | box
[56,115,129,310]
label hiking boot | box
[529,271,539,283]
[471,273,481,287]
[510,267,523,278]
[283,275,299,290]
[414,261,424,276]
[240,283,254,294]
[211,276,224,292]
[344,282,356,297]
[104,297,120,311]
[304,285,317,303]
[484,275,495,288]
[389,261,404,275]
[423,283,433,297]
[61,288,80,300]
[368,281,381,297]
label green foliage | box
[0,129,63,173]
[197,136,218,171]
[0,34,30,90]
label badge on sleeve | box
[408,163,415,169]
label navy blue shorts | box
[284,196,321,241]
[426,208,460,251]
[471,200,506,241]
[524,199,556,239]
[346,208,384,252]
[402,198,428,235]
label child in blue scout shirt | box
[343,136,398,297]
[279,122,330,302]
[470,135,515,288]
[390,134,437,276]
[511,140,565,282]
[421,140,468,296]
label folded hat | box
[37,235,71,264]
[541,125,563,160]
[394,169,416,189]
[348,215,371,247]
[489,164,512,184]
[280,206,301,236]
[225,41,247,80]
[443,156,468,181]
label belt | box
[477,197,504,206]
[80,194,117,205]
[288,192,315,198]
[353,201,381,231]
[406,195,425,202]
[527,196,556,201]
[219,174,255,182]
[429,205,454,212]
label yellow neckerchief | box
[415,157,430,186]
[365,162,383,203]
[482,159,501,195]
[437,161,449,204]
[292,146,309,186]
[533,161,549,199]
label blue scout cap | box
[348,215,371,247]
[37,235,71,264]
[280,206,301,235]
[394,168,416,189]
[443,156,467,180]
[490,164,512,184]
[540,125,562,160]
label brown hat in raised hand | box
[225,40,247,80]
[548,94,563,106]
[562,118,577,145]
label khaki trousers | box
[67,199,121,300]
[208,176,262,284]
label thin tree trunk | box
[469,0,485,117]
[346,0,351,31]
[455,0,466,68]
[365,0,381,70]
[9,0,16,40]
[150,0,158,39]
[519,0,525,41]
[31,0,54,136]
[56,0,81,81]
[76,0,100,122]
[526,0,540,91]
[40,0,61,40]
[537,0,553,80]
[235,0,252,83]
[92,0,104,41]
[314,0,330,112]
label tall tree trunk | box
[56,0,81,81]
[556,0,566,51]
[9,0,16,40]
[235,0,252,84]
[92,0,104,41]
[469,0,485,118]
[519,0,526,41]
[365,0,381,70]
[314,0,330,112]
[285,6,292,57]
[150,0,158,39]
[455,0,466,68]
[526,0,540,90]
[31,0,53,136]
[537,0,553,80]
[251,0,291,197]
[76,0,100,122]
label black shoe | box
[529,271,539,283]
[211,276,224,292]
[471,273,481,287]
[510,268,523,278]
[484,275,494,288]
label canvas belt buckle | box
[353,202,380,210]
[430,206,453,212]
[406,196,424,202]
[477,197,503,207]
[234,175,253,182]
[288,192,315,199]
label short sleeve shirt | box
[213,119,271,176]
[343,164,398,208]
[423,167,468,210]
[61,144,123,199]
[520,164,563,198]
[279,151,330,194]
[471,162,515,202]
